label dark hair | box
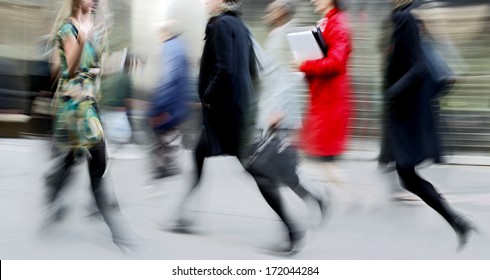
[334,0,348,11]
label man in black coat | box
[175,0,257,227]
[197,10,255,159]
[383,0,477,251]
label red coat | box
[299,8,352,157]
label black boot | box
[451,216,478,252]
[283,227,306,256]
[291,183,330,227]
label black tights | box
[180,133,314,241]
[178,133,210,214]
[48,141,107,204]
[396,165,458,225]
[46,141,121,235]
[247,161,306,241]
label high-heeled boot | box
[294,177,331,226]
[284,226,306,256]
[451,216,478,251]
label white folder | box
[287,30,324,61]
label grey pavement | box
[0,138,489,259]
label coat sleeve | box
[386,11,425,101]
[159,41,178,88]
[203,20,234,105]
[299,24,351,77]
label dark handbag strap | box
[312,27,328,57]
[246,128,277,167]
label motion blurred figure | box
[175,0,256,228]
[244,0,330,254]
[382,0,477,250]
[44,0,139,252]
[147,20,190,178]
[292,0,352,190]
[293,0,351,162]
[378,10,418,201]
[99,49,134,148]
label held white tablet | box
[287,30,324,61]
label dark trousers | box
[181,131,306,241]
[46,141,122,237]
[396,165,458,225]
[48,141,108,205]
[180,133,218,202]
[247,157,304,241]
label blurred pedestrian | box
[147,20,191,178]
[99,49,134,148]
[383,0,477,251]
[292,0,352,187]
[377,13,418,201]
[174,0,256,234]
[244,0,330,254]
[44,0,139,252]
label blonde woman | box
[44,0,139,252]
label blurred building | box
[1,0,490,153]
[242,0,490,152]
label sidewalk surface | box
[0,138,489,259]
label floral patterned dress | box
[52,18,104,150]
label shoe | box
[317,191,331,227]
[451,216,479,252]
[39,203,67,233]
[45,201,68,224]
[112,226,143,254]
[54,206,68,222]
[283,229,306,256]
[113,236,142,254]
[170,217,196,234]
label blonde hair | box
[46,0,112,53]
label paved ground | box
[0,138,489,260]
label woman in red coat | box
[296,0,352,159]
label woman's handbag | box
[101,110,131,144]
[245,128,298,179]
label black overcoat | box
[198,11,256,157]
[382,4,443,167]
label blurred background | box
[1,0,490,153]
[1,0,490,260]
[0,0,490,152]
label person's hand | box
[269,112,284,129]
[148,112,170,127]
[290,60,303,71]
[77,17,93,43]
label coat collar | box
[317,8,340,31]
[325,7,340,19]
[204,11,240,40]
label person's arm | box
[160,40,182,87]
[202,19,234,107]
[299,24,351,77]
[386,11,424,101]
[61,23,87,78]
